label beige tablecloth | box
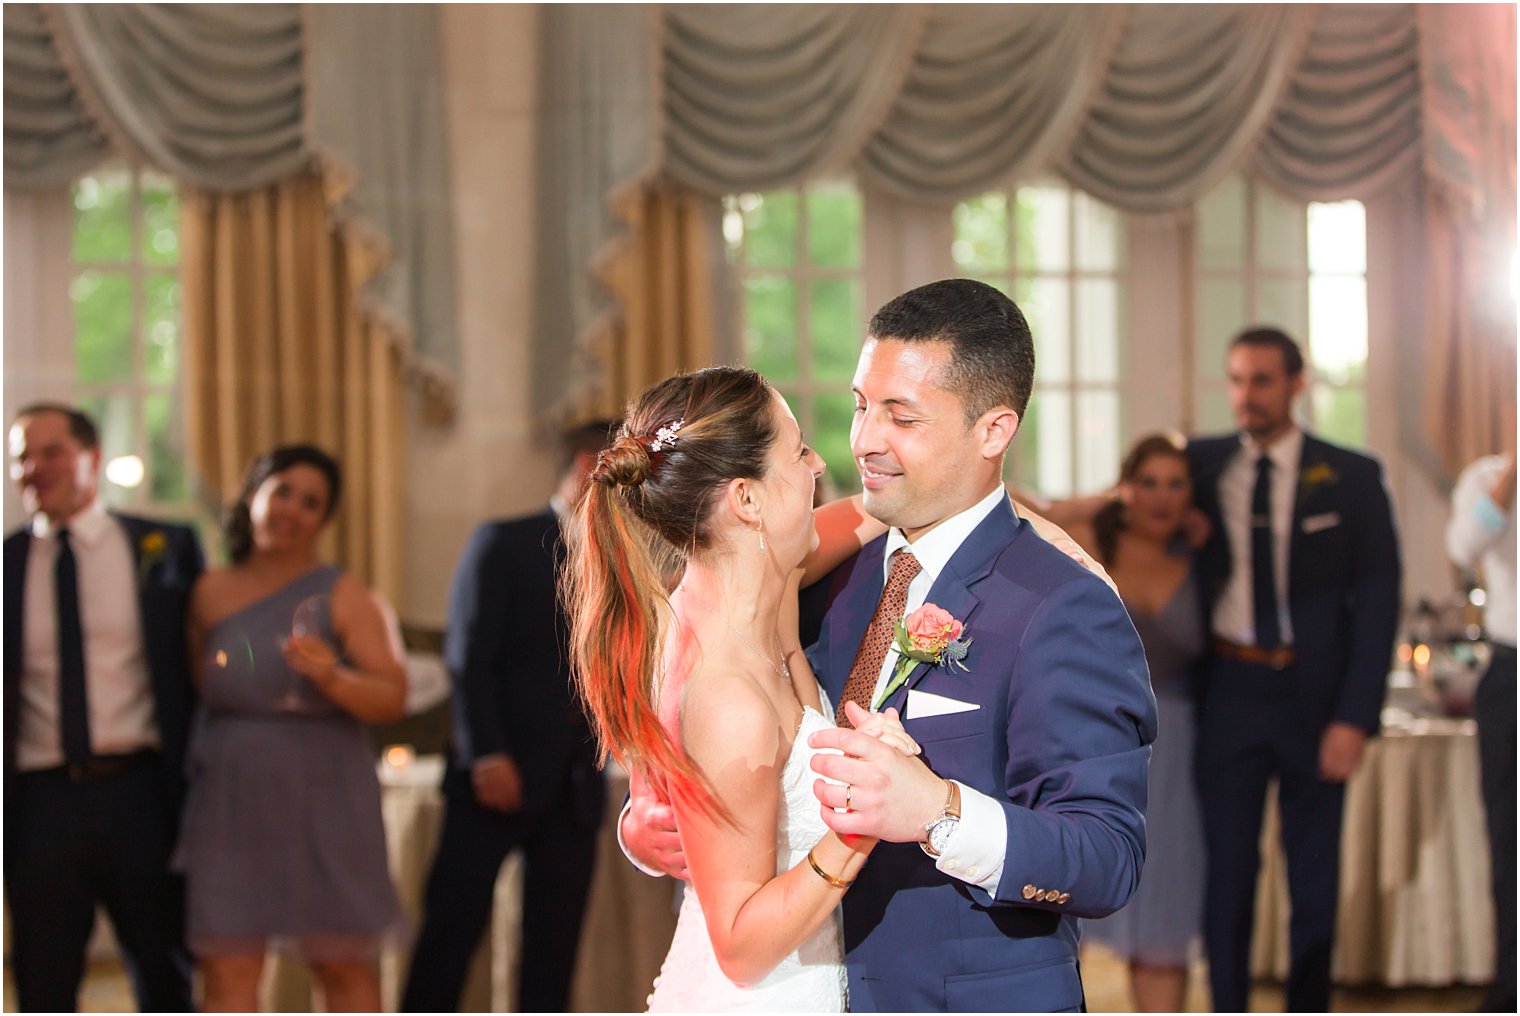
[268,756,679,1011]
[1249,719,1493,987]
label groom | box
[626,279,1156,1011]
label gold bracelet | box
[807,847,855,889]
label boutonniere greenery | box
[138,530,168,581]
[1297,461,1340,504]
[873,603,972,710]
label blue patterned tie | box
[1251,456,1281,649]
[55,528,91,762]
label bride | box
[564,367,917,1011]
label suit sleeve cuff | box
[933,781,1005,893]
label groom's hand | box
[623,770,690,880]
[808,718,947,843]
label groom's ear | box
[976,407,1020,460]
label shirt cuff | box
[615,798,668,878]
[932,781,1006,894]
[1475,493,1508,535]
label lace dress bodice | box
[646,703,847,1012]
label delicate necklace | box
[683,593,792,684]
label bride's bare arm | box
[676,677,872,987]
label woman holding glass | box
[173,444,407,1011]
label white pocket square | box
[906,688,980,719]
[1302,511,1341,534]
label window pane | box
[73,169,133,264]
[1311,385,1365,448]
[1197,175,1246,270]
[743,275,799,382]
[1006,395,1040,488]
[743,191,798,269]
[814,392,861,495]
[1196,278,1246,374]
[806,182,861,269]
[810,278,861,381]
[1074,191,1125,272]
[1024,389,1072,498]
[1014,183,1069,272]
[1013,277,1070,384]
[144,274,181,386]
[1076,390,1121,494]
[1255,184,1307,271]
[1308,201,1367,273]
[1258,279,1308,345]
[77,391,136,497]
[141,182,180,267]
[952,192,1009,271]
[144,393,187,502]
[72,271,135,384]
[1308,276,1368,384]
[1075,279,1122,384]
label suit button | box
[1022,884,1038,900]
[1057,892,1071,904]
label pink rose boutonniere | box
[872,603,972,710]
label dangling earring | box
[757,519,766,553]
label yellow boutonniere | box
[139,530,168,581]
[1298,462,1340,504]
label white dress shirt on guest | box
[17,500,160,771]
[1212,426,1303,646]
[1446,455,1516,647]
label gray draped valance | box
[658,3,1448,208]
[3,3,458,401]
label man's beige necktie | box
[836,550,921,727]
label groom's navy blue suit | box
[807,498,1156,1012]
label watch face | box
[928,817,957,854]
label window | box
[1194,175,1368,446]
[952,180,1129,498]
[70,162,189,514]
[724,180,865,495]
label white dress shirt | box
[1446,455,1516,646]
[1212,427,1304,646]
[17,500,160,770]
[879,484,1012,894]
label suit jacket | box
[806,498,1157,1012]
[1187,432,1402,734]
[3,512,204,817]
[443,510,604,827]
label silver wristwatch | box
[920,780,963,858]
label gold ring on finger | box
[844,784,853,810]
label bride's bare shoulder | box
[679,666,789,772]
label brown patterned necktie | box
[836,549,921,727]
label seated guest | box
[401,421,615,1013]
[174,444,407,1012]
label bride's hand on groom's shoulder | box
[845,703,921,757]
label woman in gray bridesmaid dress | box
[1054,433,1206,1012]
[173,446,407,1011]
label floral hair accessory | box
[648,418,684,455]
[873,602,972,710]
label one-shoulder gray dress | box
[1083,570,1206,966]
[172,565,405,960]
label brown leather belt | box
[27,748,159,783]
[1212,638,1295,671]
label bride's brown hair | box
[563,367,777,814]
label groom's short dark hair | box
[866,278,1035,424]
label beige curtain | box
[179,172,406,605]
[580,184,723,420]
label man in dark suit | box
[1188,328,1401,1012]
[401,421,615,1013]
[4,403,202,1012]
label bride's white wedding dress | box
[646,702,848,1012]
